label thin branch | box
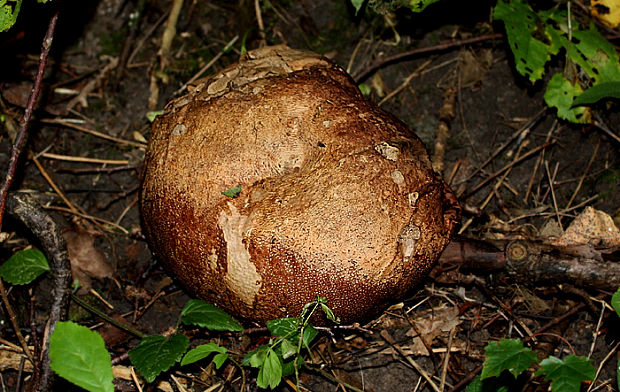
[353,33,503,82]
[0,12,59,231]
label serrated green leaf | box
[612,288,620,317]
[221,185,242,198]
[180,299,243,331]
[180,342,227,367]
[129,334,189,383]
[544,73,590,123]
[409,0,441,12]
[49,321,114,392]
[572,82,620,107]
[256,348,282,390]
[0,248,50,285]
[481,339,538,380]
[0,0,22,32]
[536,355,595,392]
[494,0,550,82]
[349,0,364,14]
[267,318,299,337]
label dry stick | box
[0,12,58,230]
[174,35,239,95]
[377,58,433,106]
[463,141,554,199]
[439,327,457,392]
[353,33,503,83]
[40,118,146,148]
[6,193,72,392]
[432,87,456,174]
[380,330,441,392]
[39,152,129,165]
[462,108,547,186]
[254,0,267,47]
[148,0,185,110]
[587,341,620,392]
[594,117,620,144]
[565,140,599,211]
[0,281,34,363]
[544,161,563,229]
[524,120,559,204]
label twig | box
[377,59,433,106]
[6,192,72,392]
[40,118,146,148]
[565,140,599,211]
[524,120,558,204]
[70,294,145,338]
[464,141,554,199]
[586,341,620,392]
[544,161,562,229]
[432,87,456,174]
[0,281,34,363]
[149,0,185,109]
[174,35,239,95]
[439,327,457,392]
[255,0,267,47]
[39,152,129,165]
[353,33,503,82]
[66,55,119,111]
[380,330,441,392]
[0,12,59,231]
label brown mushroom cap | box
[140,45,460,324]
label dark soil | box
[1,0,619,391]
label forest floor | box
[1,0,619,391]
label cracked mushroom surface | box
[140,45,460,324]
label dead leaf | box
[591,0,620,28]
[404,304,461,356]
[552,207,620,248]
[64,231,113,293]
[459,49,493,88]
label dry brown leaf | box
[63,231,113,293]
[591,0,620,28]
[552,207,620,248]
[404,305,461,356]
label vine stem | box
[0,11,59,230]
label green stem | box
[71,294,146,338]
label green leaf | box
[244,344,269,367]
[612,288,620,317]
[0,0,22,32]
[221,185,242,198]
[267,318,299,337]
[180,299,243,331]
[358,83,371,97]
[572,82,620,107]
[0,248,50,285]
[408,0,441,12]
[302,324,318,347]
[544,73,589,123]
[146,110,164,122]
[280,339,297,360]
[494,0,551,83]
[466,376,483,392]
[256,348,282,390]
[320,302,340,323]
[481,339,537,379]
[181,342,228,367]
[466,375,510,392]
[129,334,189,383]
[49,321,114,392]
[536,355,596,392]
[349,0,364,14]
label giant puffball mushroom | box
[140,45,460,324]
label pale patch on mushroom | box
[171,123,187,136]
[408,192,419,207]
[398,223,421,259]
[391,170,405,184]
[374,142,400,161]
[218,204,262,305]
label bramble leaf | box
[481,339,537,379]
[49,321,114,392]
[544,74,590,123]
[180,299,243,331]
[129,334,189,383]
[536,355,595,392]
[409,0,442,12]
[0,248,50,285]
[572,82,620,107]
[0,0,22,32]
[612,288,620,317]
